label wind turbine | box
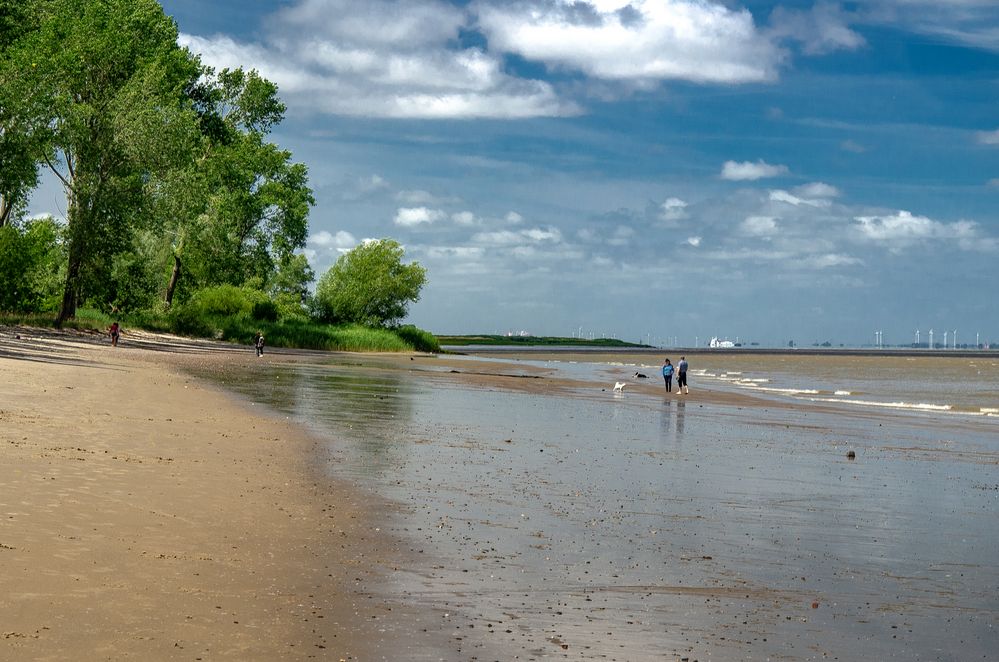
[953,329,957,349]
[929,328,934,349]
[915,329,920,346]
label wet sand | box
[0,327,459,661]
[3,330,997,661]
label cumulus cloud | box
[308,230,357,249]
[475,0,783,84]
[768,3,866,55]
[395,207,447,227]
[451,211,478,226]
[721,159,790,181]
[660,197,688,222]
[180,0,576,120]
[853,210,982,250]
[686,236,702,247]
[741,215,779,236]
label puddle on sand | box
[199,359,999,661]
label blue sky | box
[35,1,999,345]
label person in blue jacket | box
[662,358,674,392]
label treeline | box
[0,0,436,352]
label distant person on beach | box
[254,331,265,357]
[662,358,674,392]
[677,356,689,394]
[108,321,120,348]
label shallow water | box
[201,356,999,661]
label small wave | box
[737,378,769,384]
[747,386,821,395]
[834,390,852,396]
[982,407,999,415]
[806,397,952,411]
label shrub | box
[251,299,279,322]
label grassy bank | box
[1,310,440,353]
[437,334,648,348]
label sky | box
[32,0,999,346]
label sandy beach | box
[0,328,447,661]
[3,329,997,661]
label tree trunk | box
[164,252,181,307]
[55,248,82,327]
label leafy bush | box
[186,284,266,317]
[251,299,279,321]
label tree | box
[0,216,63,311]
[16,0,201,324]
[157,67,314,307]
[0,0,47,228]
[314,239,427,327]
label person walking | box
[662,358,674,392]
[108,321,120,348]
[254,331,265,357]
[677,356,689,394]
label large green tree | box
[157,67,314,307]
[314,239,427,327]
[17,0,201,324]
[0,0,47,228]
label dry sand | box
[0,328,434,661]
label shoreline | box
[0,327,434,660]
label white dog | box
[613,381,626,392]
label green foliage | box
[314,239,427,327]
[396,325,441,353]
[251,300,279,322]
[0,217,63,311]
[185,284,267,318]
[436,335,648,348]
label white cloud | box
[853,210,979,248]
[505,211,524,224]
[395,207,447,227]
[308,230,357,249]
[988,178,999,188]
[741,215,779,236]
[180,0,577,120]
[475,0,783,84]
[856,1,999,53]
[451,211,478,226]
[768,3,866,55]
[423,246,486,260]
[721,159,790,181]
[769,189,829,207]
[660,197,688,221]
[976,128,999,145]
[686,236,702,247]
[473,227,563,246]
[396,189,461,205]
[805,253,862,269]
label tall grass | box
[0,309,439,353]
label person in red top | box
[109,322,120,347]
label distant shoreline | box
[445,344,999,358]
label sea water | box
[200,354,999,660]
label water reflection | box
[196,362,417,478]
